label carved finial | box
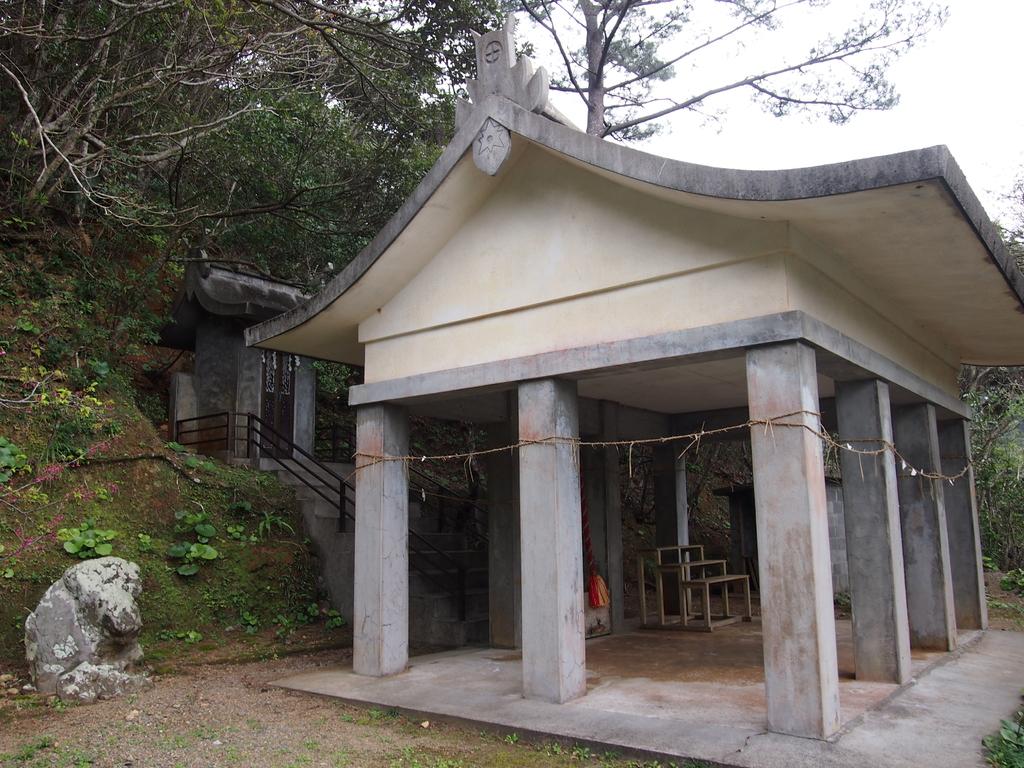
[457,13,550,127]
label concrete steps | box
[259,456,489,649]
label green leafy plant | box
[1001,569,1024,595]
[14,316,41,334]
[985,708,1024,768]
[226,524,248,541]
[298,602,320,625]
[166,441,186,453]
[325,609,345,630]
[183,455,215,472]
[57,519,117,559]
[156,629,203,644]
[257,510,294,540]
[273,613,296,639]
[136,533,154,552]
[240,610,260,635]
[174,508,217,542]
[0,545,13,579]
[166,541,219,576]
[0,436,28,484]
[227,500,253,515]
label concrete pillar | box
[892,403,957,651]
[292,357,316,454]
[938,419,988,630]
[485,410,521,649]
[583,448,608,580]
[835,380,911,684]
[653,444,688,613]
[601,401,625,633]
[518,379,585,703]
[675,455,690,547]
[168,372,197,441]
[353,403,409,677]
[746,342,840,739]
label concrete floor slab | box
[273,621,1022,767]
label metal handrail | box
[175,411,473,620]
[245,413,469,621]
[318,421,488,547]
[174,411,230,451]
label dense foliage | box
[1,0,500,285]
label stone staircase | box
[258,457,489,647]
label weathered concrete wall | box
[235,346,262,419]
[359,147,789,383]
[786,232,960,401]
[168,372,197,440]
[194,317,242,416]
[350,147,962,408]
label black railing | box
[247,413,352,532]
[174,411,231,452]
[174,411,470,621]
[317,422,488,549]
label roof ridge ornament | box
[457,14,550,128]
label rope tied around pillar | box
[347,409,971,486]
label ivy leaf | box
[94,543,113,556]
[194,524,216,539]
[177,563,200,576]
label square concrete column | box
[835,380,912,684]
[938,419,988,630]
[892,403,957,651]
[601,401,625,633]
[653,444,689,614]
[747,342,840,739]
[353,403,409,677]
[518,378,586,703]
[485,411,521,649]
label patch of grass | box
[0,736,54,762]
[0,396,323,667]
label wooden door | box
[261,351,295,456]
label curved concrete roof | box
[246,96,1024,367]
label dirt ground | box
[0,641,697,768]
[985,571,1024,631]
[1,570,1009,768]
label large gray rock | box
[25,557,150,701]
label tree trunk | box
[581,2,605,136]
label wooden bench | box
[679,574,752,632]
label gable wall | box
[360,148,791,382]
[358,146,962,402]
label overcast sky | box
[539,0,1023,222]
